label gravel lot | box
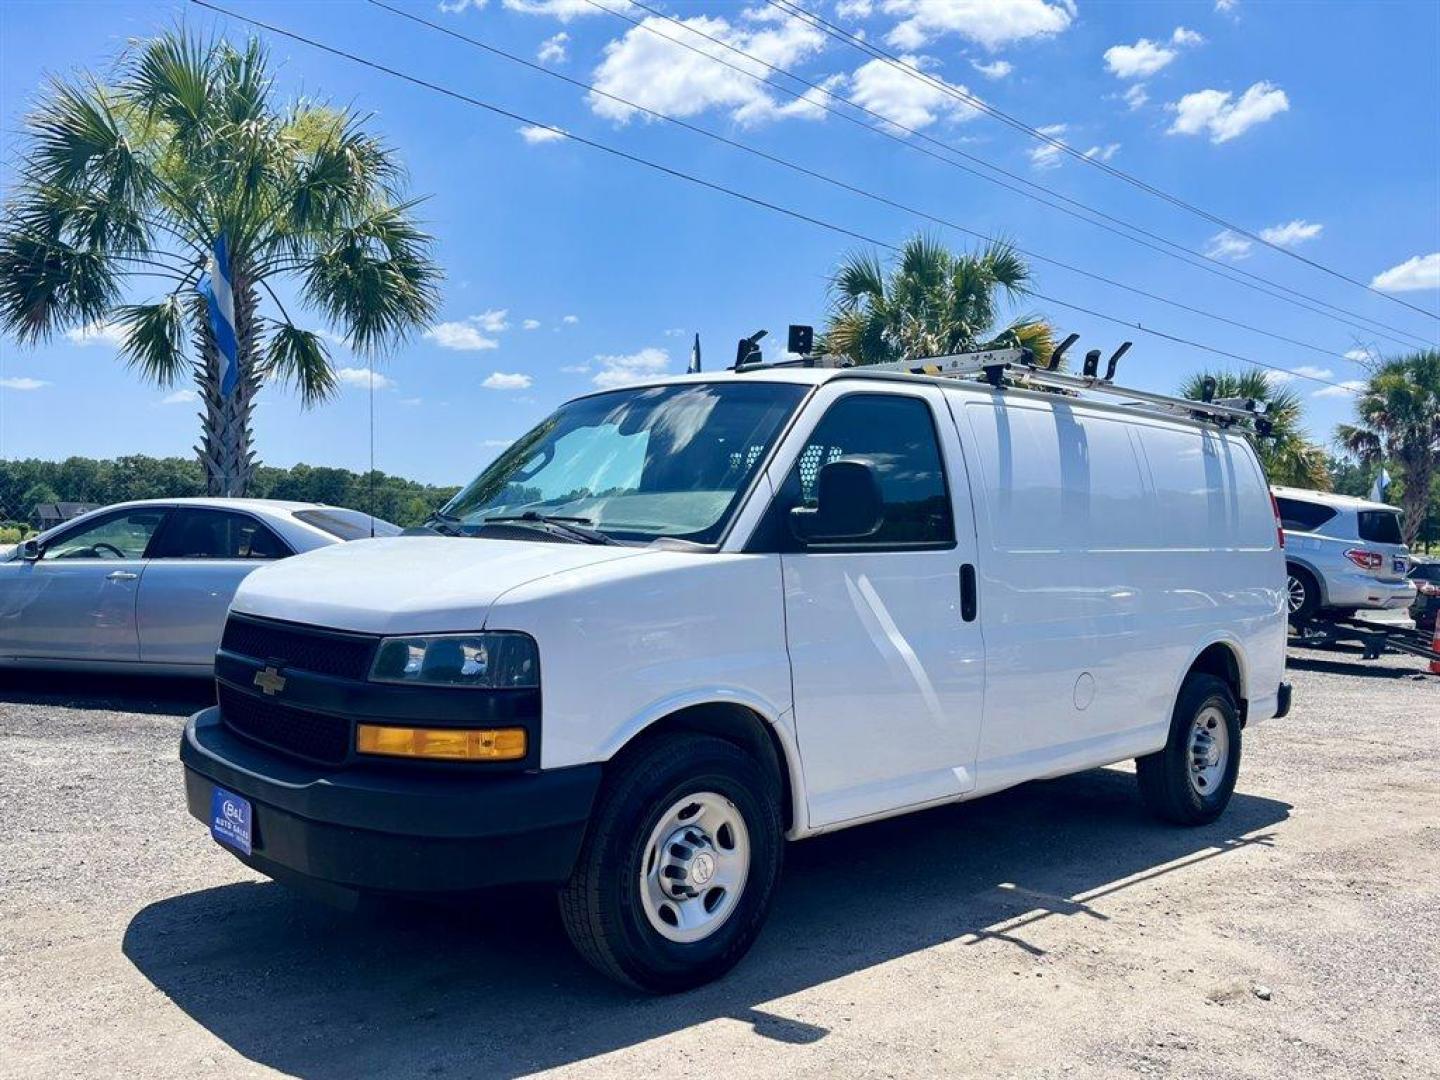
[2,645,1436,1080]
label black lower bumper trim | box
[1275,682,1293,719]
[181,707,600,893]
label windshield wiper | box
[417,509,464,536]
[481,511,619,545]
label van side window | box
[776,393,954,548]
[1275,498,1337,533]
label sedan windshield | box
[442,381,807,544]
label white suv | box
[1273,485,1414,622]
[181,362,1290,991]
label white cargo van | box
[181,348,1290,991]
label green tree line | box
[0,456,458,536]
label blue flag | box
[197,234,239,398]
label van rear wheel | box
[558,733,783,992]
[1136,673,1241,826]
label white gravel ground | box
[1,644,1436,1079]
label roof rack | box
[729,324,1270,433]
[850,341,1272,434]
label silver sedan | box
[0,498,399,675]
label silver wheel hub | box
[1287,575,1306,613]
[640,792,750,944]
[1188,705,1230,796]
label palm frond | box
[0,224,120,341]
[115,297,188,384]
[263,322,338,406]
[829,248,887,308]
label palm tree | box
[1180,370,1330,489]
[0,31,441,496]
[821,235,1055,368]
[1335,350,1440,548]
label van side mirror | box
[20,539,40,561]
[790,458,884,544]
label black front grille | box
[221,616,376,680]
[218,682,350,765]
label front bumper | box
[181,706,601,896]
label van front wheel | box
[558,733,783,992]
[1136,673,1241,826]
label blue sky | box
[1,0,1437,486]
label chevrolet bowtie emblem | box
[253,666,287,695]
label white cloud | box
[1342,349,1376,364]
[538,31,569,64]
[502,0,603,18]
[482,372,534,390]
[1104,39,1177,79]
[1215,0,1239,14]
[663,327,687,337]
[439,0,485,12]
[160,389,199,405]
[1204,230,1253,260]
[519,124,566,144]
[1171,26,1205,47]
[1270,365,1335,384]
[1028,123,1069,169]
[882,0,1075,52]
[1260,219,1323,247]
[562,314,579,324]
[1168,81,1289,143]
[399,397,423,406]
[971,58,1012,79]
[335,367,396,390]
[848,55,980,130]
[1084,142,1120,162]
[560,363,591,374]
[836,0,874,17]
[0,376,48,391]
[483,438,514,448]
[1312,379,1367,399]
[1370,252,1440,293]
[425,311,508,350]
[64,321,126,348]
[589,12,828,126]
[522,318,542,331]
[1122,83,1149,110]
[592,347,670,388]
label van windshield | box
[442,382,807,544]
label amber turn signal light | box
[355,724,526,761]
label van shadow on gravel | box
[123,767,1290,1079]
[0,669,214,715]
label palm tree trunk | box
[194,274,261,497]
[1400,442,1434,549]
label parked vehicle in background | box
[1272,485,1415,623]
[1408,557,1440,633]
[0,499,399,675]
[179,353,1290,992]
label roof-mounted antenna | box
[734,328,768,369]
[1048,332,1080,371]
[787,324,814,356]
[1200,376,1218,403]
[1082,348,1103,379]
[1105,341,1132,381]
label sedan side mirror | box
[20,539,40,561]
[790,458,884,544]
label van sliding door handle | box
[959,564,977,622]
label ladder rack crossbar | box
[854,349,1263,428]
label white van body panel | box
[948,385,1285,798]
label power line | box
[768,0,1440,324]
[369,0,1372,367]
[588,0,1432,353]
[186,0,1361,396]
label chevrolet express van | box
[181,354,1291,991]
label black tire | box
[558,733,783,993]
[1286,563,1321,623]
[1136,673,1241,826]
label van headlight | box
[369,632,539,688]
